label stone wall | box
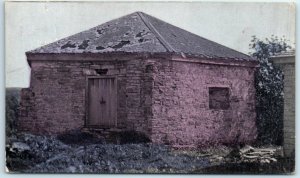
[150,58,257,148]
[124,59,154,136]
[19,54,258,147]
[18,88,36,132]
[19,54,155,136]
[282,64,295,157]
[271,55,295,158]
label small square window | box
[209,87,230,110]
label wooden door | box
[87,77,117,127]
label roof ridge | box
[137,12,252,60]
[27,11,254,61]
[136,12,175,53]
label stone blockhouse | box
[19,12,258,148]
[270,51,295,157]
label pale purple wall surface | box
[19,54,257,147]
[150,57,257,148]
[19,54,154,135]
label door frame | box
[85,75,118,128]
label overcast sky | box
[5,1,295,87]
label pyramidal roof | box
[27,12,253,61]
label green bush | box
[249,36,291,145]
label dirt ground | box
[6,131,294,174]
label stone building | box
[270,51,295,157]
[19,12,258,148]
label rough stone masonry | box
[271,52,295,157]
[19,12,259,148]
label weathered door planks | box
[87,77,117,127]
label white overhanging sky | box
[5,1,295,88]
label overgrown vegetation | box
[7,133,211,173]
[6,88,21,137]
[109,130,151,144]
[57,129,150,145]
[249,35,291,145]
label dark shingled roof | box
[27,12,253,61]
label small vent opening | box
[95,69,108,75]
[145,64,153,73]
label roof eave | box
[25,51,173,67]
[172,54,259,68]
